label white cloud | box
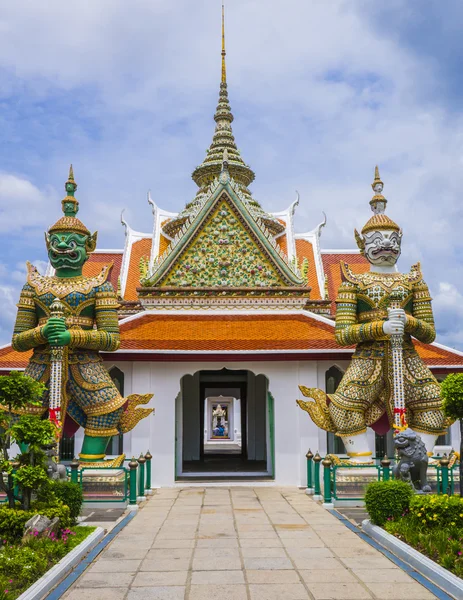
[0,1,462,350]
[0,173,58,233]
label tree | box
[0,372,50,509]
[440,373,463,497]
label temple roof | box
[2,310,463,369]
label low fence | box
[0,451,153,506]
[305,451,460,504]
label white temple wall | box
[101,358,325,487]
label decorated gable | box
[161,195,290,288]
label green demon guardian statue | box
[10,167,153,466]
[298,167,446,463]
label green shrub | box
[407,494,463,529]
[0,503,71,543]
[365,480,413,526]
[48,481,83,524]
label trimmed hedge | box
[365,480,414,526]
[48,481,83,524]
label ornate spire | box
[221,2,226,84]
[164,4,284,239]
[359,166,400,236]
[49,166,91,237]
[190,2,255,191]
[62,164,79,218]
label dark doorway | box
[176,368,274,480]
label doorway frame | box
[175,370,274,480]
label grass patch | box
[0,526,96,599]
[385,518,463,576]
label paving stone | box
[191,570,245,584]
[249,583,310,599]
[241,546,288,558]
[87,558,142,573]
[146,548,193,559]
[65,590,127,600]
[188,584,248,599]
[352,568,413,583]
[364,582,436,599]
[285,547,333,559]
[299,569,357,584]
[341,556,397,570]
[293,557,341,570]
[132,571,188,586]
[75,572,134,588]
[239,537,283,548]
[192,556,242,570]
[127,587,186,599]
[246,570,301,584]
[140,557,191,571]
[306,582,373,599]
[194,547,240,558]
[243,557,293,570]
[152,538,196,549]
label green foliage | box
[38,480,83,524]
[0,504,71,543]
[0,526,94,599]
[10,416,55,449]
[406,494,463,529]
[365,480,414,526]
[0,372,45,412]
[13,465,48,490]
[385,518,463,578]
[441,373,463,420]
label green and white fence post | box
[381,455,391,481]
[137,453,147,501]
[322,456,334,507]
[305,449,314,495]
[440,454,450,495]
[145,451,153,495]
[313,452,322,501]
[70,457,79,484]
[128,457,139,508]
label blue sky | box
[1,0,463,348]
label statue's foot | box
[79,454,126,468]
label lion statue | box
[393,429,430,493]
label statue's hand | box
[48,330,71,347]
[383,316,405,336]
[388,308,407,323]
[43,317,66,340]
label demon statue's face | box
[363,228,402,267]
[46,231,91,272]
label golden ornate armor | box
[298,167,446,460]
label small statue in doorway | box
[393,429,431,493]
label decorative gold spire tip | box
[68,164,75,182]
[371,165,383,191]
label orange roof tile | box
[84,252,122,291]
[322,252,369,314]
[0,346,31,370]
[120,314,338,351]
[0,313,462,368]
[124,238,152,301]
[296,239,321,299]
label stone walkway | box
[63,487,436,600]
